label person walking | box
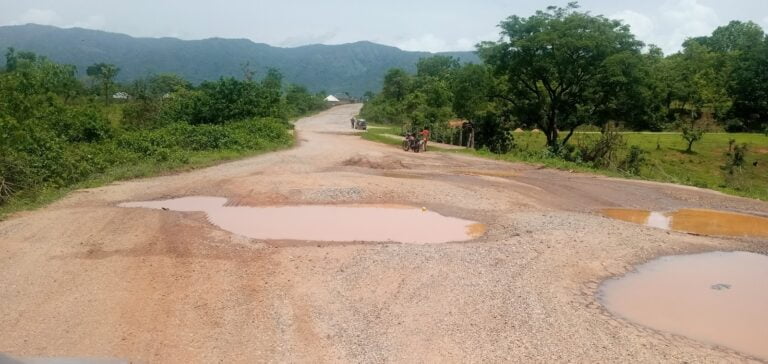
[350,117,356,129]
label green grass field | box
[364,125,768,201]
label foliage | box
[723,139,748,175]
[680,120,705,152]
[0,49,325,211]
[575,123,626,168]
[477,3,645,148]
[364,125,768,200]
[620,146,648,175]
[87,62,120,105]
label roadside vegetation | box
[365,125,768,200]
[361,3,768,200]
[0,50,327,216]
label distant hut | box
[531,128,541,133]
[513,128,525,133]
[324,95,340,105]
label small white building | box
[112,92,130,100]
[324,95,340,103]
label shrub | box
[680,120,705,153]
[620,145,648,175]
[576,123,625,168]
[723,139,748,175]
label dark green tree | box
[478,3,644,148]
[86,63,120,105]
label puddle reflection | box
[120,197,485,244]
[602,208,768,238]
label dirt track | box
[1,104,767,363]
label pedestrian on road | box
[351,117,356,129]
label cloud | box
[612,0,720,54]
[279,31,339,47]
[6,8,106,30]
[67,15,106,30]
[394,32,496,52]
[10,8,63,25]
[395,34,450,52]
[612,10,654,41]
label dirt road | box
[1,105,767,363]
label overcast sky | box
[1,0,766,54]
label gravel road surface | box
[1,104,766,363]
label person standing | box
[420,127,431,152]
[351,117,357,129]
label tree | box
[4,47,16,72]
[285,84,325,115]
[416,55,460,79]
[727,33,768,131]
[147,74,191,97]
[698,21,765,53]
[478,3,644,149]
[86,63,120,105]
[451,64,494,122]
[681,120,705,153]
[381,68,411,102]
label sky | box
[1,0,766,54]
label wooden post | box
[459,128,463,147]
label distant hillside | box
[0,24,479,95]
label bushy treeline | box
[361,4,768,153]
[0,50,327,206]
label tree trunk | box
[103,81,110,105]
[561,126,578,147]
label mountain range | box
[0,24,479,96]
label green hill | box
[0,24,479,95]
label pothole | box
[599,251,768,360]
[119,196,485,244]
[602,208,768,238]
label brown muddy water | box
[599,251,768,360]
[602,208,768,238]
[119,197,485,244]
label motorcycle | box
[402,133,423,153]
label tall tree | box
[381,68,411,102]
[478,3,644,148]
[728,37,768,130]
[416,55,460,79]
[86,63,120,105]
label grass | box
[363,124,768,201]
[0,131,296,220]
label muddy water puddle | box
[599,251,768,359]
[602,208,768,238]
[119,197,485,244]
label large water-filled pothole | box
[599,251,768,359]
[602,208,768,238]
[119,197,485,244]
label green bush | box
[620,145,648,175]
[0,52,314,211]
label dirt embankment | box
[1,104,766,363]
